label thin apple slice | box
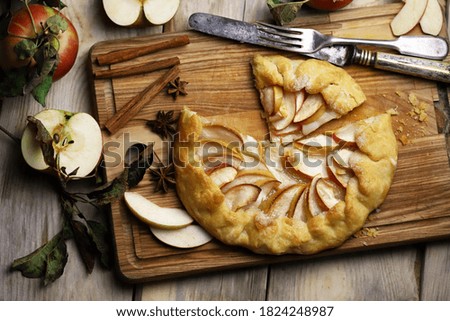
[202,154,242,171]
[270,91,297,130]
[124,192,193,229]
[390,0,427,36]
[200,124,244,146]
[419,0,443,36]
[327,157,353,188]
[150,224,212,248]
[295,133,338,154]
[332,123,357,144]
[292,187,309,222]
[316,178,345,209]
[295,90,306,113]
[308,176,327,217]
[287,149,328,179]
[143,0,180,25]
[294,93,325,123]
[267,184,305,218]
[260,86,275,115]
[221,171,278,193]
[198,139,244,161]
[273,85,284,116]
[332,147,354,168]
[208,166,238,188]
[224,184,261,211]
[302,110,339,135]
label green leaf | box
[11,232,68,285]
[26,115,56,168]
[14,39,38,60]
[31,73,53,107]
[44,238,68,285]
[71,220,97,274]
[267,0,309,25]
[87,220,112,269]
[46,14,68,34]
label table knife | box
[188,13,450,83]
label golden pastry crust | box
[252,54,366,116]
[174,55,397,255]
[175,110,398,255]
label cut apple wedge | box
[208,166,238,188]
[295,133,338,154]
[332,147,354,168]
[198,139,244,161]
[124,192,193,229]
[260,86,275,115]
[21,109,102,178]
[294,93,325,123]
[150,224,212,249]
[103,0,180,27]
[420,0,443,36]
[316,178,345,209]
[221,172,278,193]
[224,184,261,211]
[390,0,427,36]
[202,154,242,172]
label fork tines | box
[256,21,305,49]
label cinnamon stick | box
[94,56,180,79]
[96,35,190,66]
[104,65,180,134]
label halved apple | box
[390,0,427,36]
[208,166,238,188]
[21,109,102,178]
[224,184,261,211]
[102,0,180,27]
[316,178,345,209]
[294,93,325,123]
[124,192,193,229]
[419,0,443,36]
[150,224,212,248]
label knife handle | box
[353,49,450,83]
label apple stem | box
[0,124,20,145]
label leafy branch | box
[10,118,154,285]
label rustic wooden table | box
[1,0,450,301]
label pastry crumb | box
[399,134,410,145]
[386,106,399,116]
[354,227,379,238]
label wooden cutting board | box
[89,3,450,283]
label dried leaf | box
[87,220,111,269]
[26,116,56,168]
[71,220,96,274]
[267,0,309,25]
[0,67,28,98]
[87,169,128,206]
[127,144,154,188]
[11,232,68,285]
[14,39,38,60]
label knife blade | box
[189,13,450,83]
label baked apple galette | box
[174,55,398,255]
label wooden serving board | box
[89,3,450,283]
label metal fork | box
[256,22,449,60]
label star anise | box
[146,110,178,139]
[167,77,188,100]
[149,163,176,193]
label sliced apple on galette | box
[174,56,397,255]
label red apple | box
[306,0,353,11]
[0,4,79,81]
